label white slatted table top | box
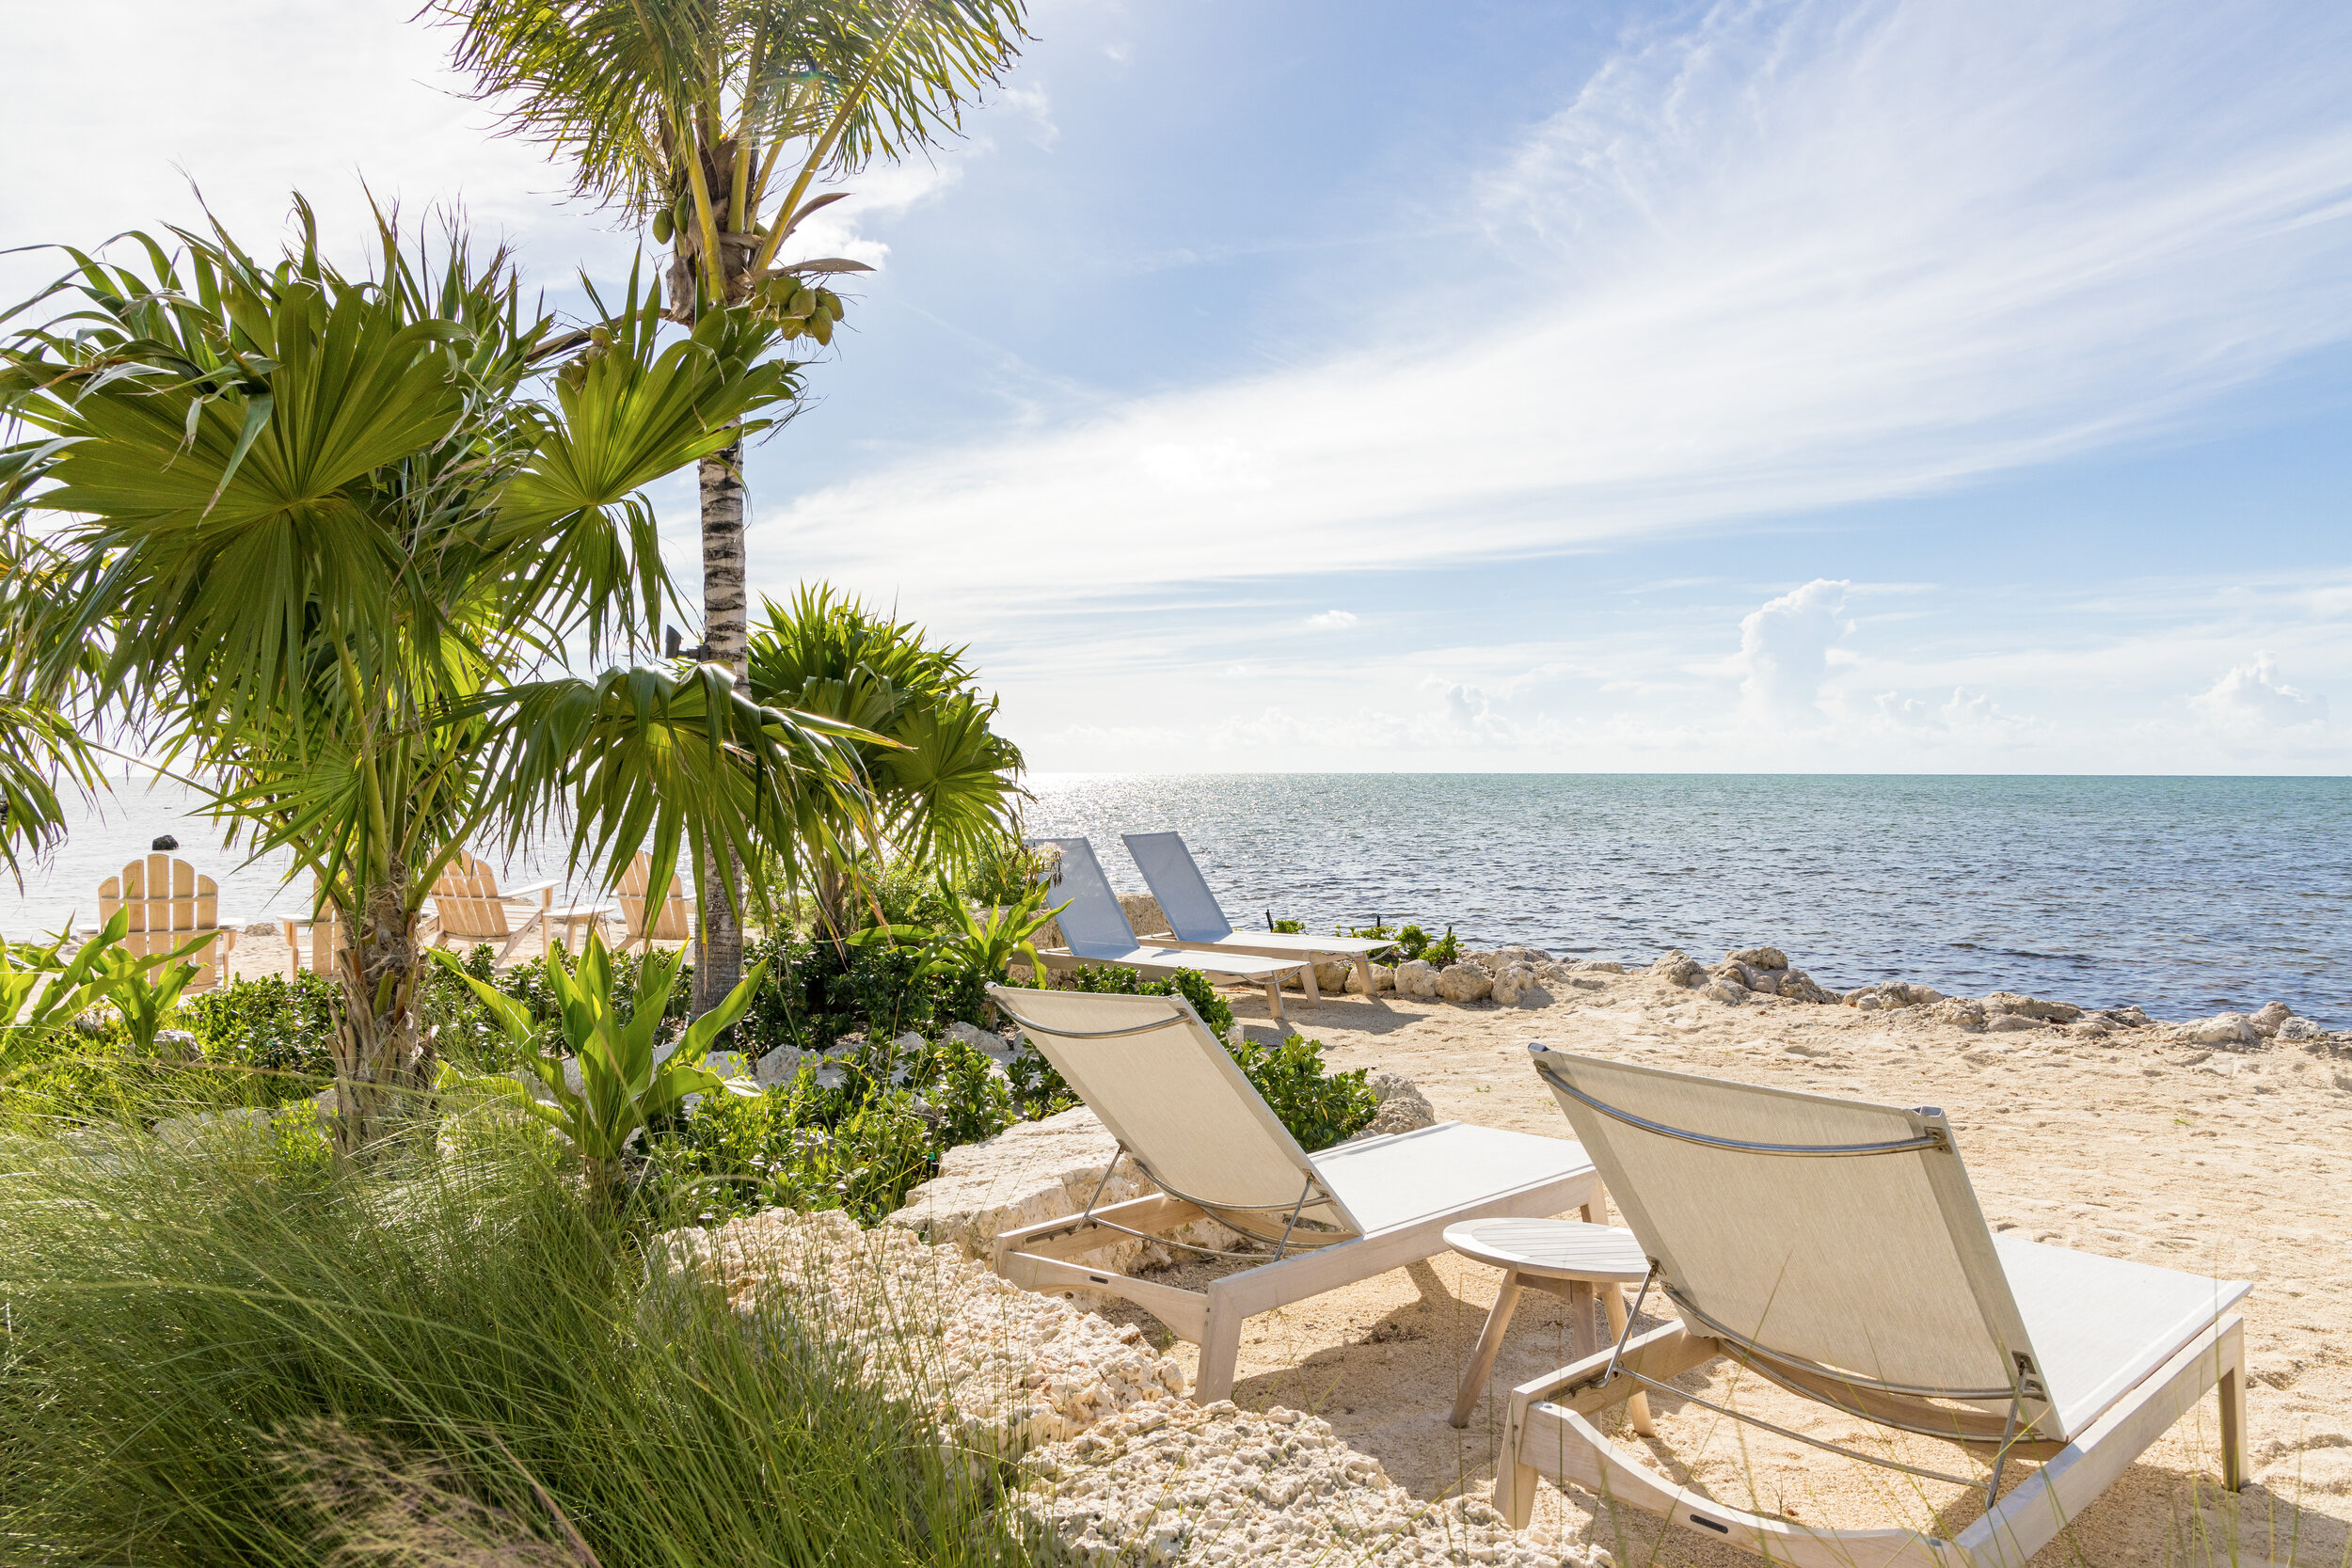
[1442,1217,1649,1284]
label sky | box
[3,0,2348,774]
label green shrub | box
[652,1079,945,1227]
[180,972,341,1091]
[1233,1033,1378,1150]
[1057,962,1235,1040]
[1422,925,1462,968]
[1391,924,1431,962]
[956,833,1059,907]
[0,1117,1036,1566]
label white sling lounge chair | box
[985,986,1597,1402]
[1122,830,1396,995]
[1030,837,1312,1027]
[1497,1046,2250,1567]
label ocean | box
[1026,774,2352,1028]
[9,774,2347,1027]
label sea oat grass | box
[0,1111,1042,1566]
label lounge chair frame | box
[988,988,1596,1402]
[1121,830,1395,994]
[1496,1048,2249,1567]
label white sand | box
[1089,967,2352,1565]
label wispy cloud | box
[1304,609,1359,629]
[759,0,2352,607]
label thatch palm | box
[745,585,1023,937]
[433,0,1028,1005]
[0,205,864,1158]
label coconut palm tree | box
[744,585,1023,939]
[0,202,865,1159]
[431,0,1029,1008]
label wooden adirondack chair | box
[98,854,238,990]
[428,850,561,963]
[279,879,347,983]
[613,851,691,953]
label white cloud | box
[763,0,2352,605]
[1738,579,1851,720]
[2190,653,2329,732]
[1304,610,1359,629]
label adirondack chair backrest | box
[617,851,691,942]
[282,879,348,982]
[432,851,518,941]
[98,854,231,990]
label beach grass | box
[0,1109,1041,1567]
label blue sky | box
[5,0,2348,772]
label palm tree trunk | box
[328,879,434,1165]
[692,432,749,1013]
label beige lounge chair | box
[1496,1046,2250,1566]
[1030,837,1312,1026]
[986,986,1597,1402]
[612,850,691,953]
[427,851,564,963]
[98,854,237,990]
[1122,831,1396,994]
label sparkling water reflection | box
[1027,774,2352,1027]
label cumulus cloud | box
[2190,653,2329,731]
[1738,579,1851,720]
[1304,610,1359,629]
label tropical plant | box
[748,586,1026,938]
[434,927,766,1193]
[959,829,1058,906]
[1232,1033,1377,1152]
[908,873,1061,1022]
[0,910,208,1077]
[433,0,1031,1006]
[0,202,864,1161]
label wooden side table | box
[1444,1214,1656,1434]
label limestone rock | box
[1726,946,1788,971]
[1984,1012,2043,1033]
[1846,981,1947,1010]
[2102,1005,2154,1028]
[1489,962,1545,1007]
[1435,962,1493,1004]
[1575,959,1628,974]
[1345,1072,1438,1142]
[1778,967,1838,1005]
[1391,959,1440,999]
[1982,991,2080,1023]
[2252,1001,2291,1036]
[1699,978,1748,1005]
[757,1043,844,1089]
[2278,1016,2328,1043]
[1117,892,1168,941]
[1343,962,1395,994]
[1489,944,1552,965]
[885,1105,1234,1268]
[1651,950,1705,988]
[1930,998,1988,1032]
[2182,1012,2261,1046]
[1311,958,1352,994]
[654,1208,1188,1449]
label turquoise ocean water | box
[10,774,2347,1026]
[1028,774,2352,1027]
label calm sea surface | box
[1027,774,2352,1027]
[10,774,2347,1026]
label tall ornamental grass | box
[0,1114,1041,1566]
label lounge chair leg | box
[1601,1282,1655,1436]
[1452,1269,1526,1428]
[1196,1285,1245,1404]
[1354,956,1376,997]
[1301,963,1321,1006]
[1495,1390,1541,1530]
[2219,1318,2248,1491]
[1264,979,1286,1030]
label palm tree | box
[744,585,1023,940]
[0,203,863,1159]
[432,0,1030,1008]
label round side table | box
[1443,1215,1656,1433]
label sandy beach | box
[1090,962,2352,1566]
